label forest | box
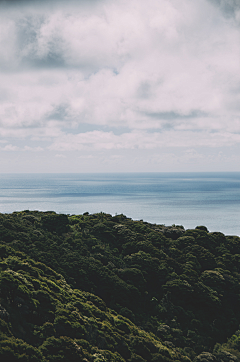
[0,210,240,361]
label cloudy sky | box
[0,0,239,172]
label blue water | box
[0,172,239,236]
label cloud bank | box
[0,0,239,171]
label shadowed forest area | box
[1,210,240,361]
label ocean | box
[0,172,239,236]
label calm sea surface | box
[0,173,239,236]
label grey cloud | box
[47,102,131,134]
[46,104,70,122]
[144,110,208,121]
[62,124,131,136]
[17,15,66,68]
[208,0,240,18]
[30,55,65,69]
[4,5,120,72]
[1,1,110,71]
[1,0,101,6]
[137,82,152,99]
[77,125,131,136]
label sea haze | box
[0,172,239,236]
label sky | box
[0,0,240,173]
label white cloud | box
[55,153,66,158]
[1,144,18,151]
[23,146,44,151]
[0,0,239,171]
[48,128,240,152]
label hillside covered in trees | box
[1,210,240,362]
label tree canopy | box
[0,210,240,361]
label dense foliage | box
[1,210,240,361]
